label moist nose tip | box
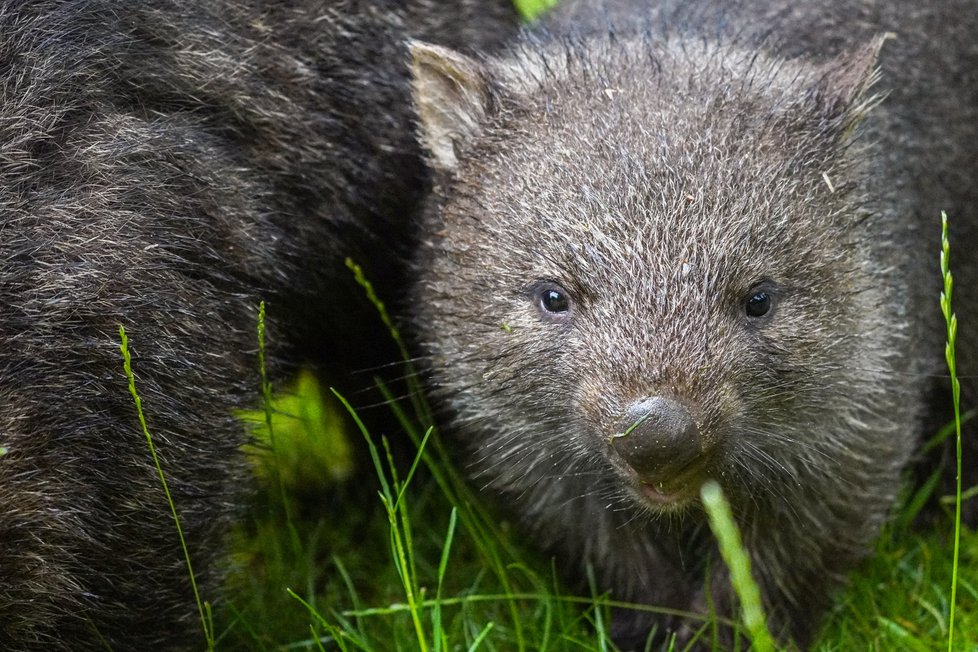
[611,396,701,478]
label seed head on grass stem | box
[118,325,215,650]
[939,211,964,652]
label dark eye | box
[541,287,569,313]
[745,290,771,317]
[528,280,574,322]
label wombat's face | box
[410,37,908,515]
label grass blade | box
[118,325,214,649]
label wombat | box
[408,0,978,647]
[0,1,516,650]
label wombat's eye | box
[528,280,574,322]
[745,290,771,317]
[541,288,569,312]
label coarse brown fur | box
[409,0,978,648]
[0,1,517,649]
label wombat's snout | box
[611,397,703,483]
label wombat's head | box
[409,33,912,518]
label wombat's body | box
[410,0,977,647]
[0,1,516,649]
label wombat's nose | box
[611,397,702,480]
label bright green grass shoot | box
[514,0,559,20]
[701,481,776,652]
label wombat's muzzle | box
[610,396,704,487]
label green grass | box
[221,384,639,651]
[213,358,976,652]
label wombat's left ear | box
[813,34,890,123]
[410,41,491,172]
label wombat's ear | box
[410,41,491,172]
[813,34,889,123]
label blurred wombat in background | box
[409,0,977,647]
[0,1,516,649]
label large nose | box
[610,396,702,480]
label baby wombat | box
[409,0,978,647]
[0,1,516,650]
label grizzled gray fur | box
[409,0,977,648]
[0,1,516,650]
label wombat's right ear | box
[410,41,491,172]
[813,34,889,125]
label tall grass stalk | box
[118,325,215,649]
[939,211,963,652]
[346,258,431,426]
[257,301,303,557]
[332,388,434,652]
[349,257,528,649]
[432,506,459,652]
[374,380,528,647]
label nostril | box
[610,396,702,480]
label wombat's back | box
[0,1,517,648]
